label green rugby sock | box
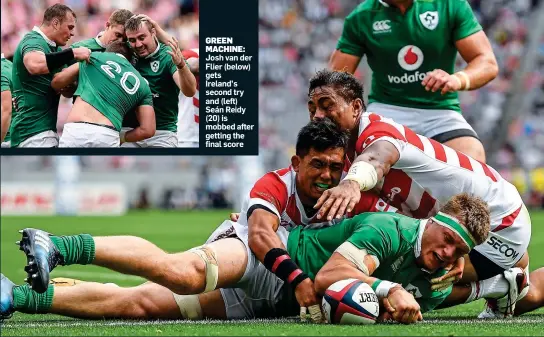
[13,284,54,314]
[50,234,95,265]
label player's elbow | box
[487,57,499,81]
[141,123,156,139]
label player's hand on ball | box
[229,213,240,221]
[383,287,421,324]
[295,278,324,323]
[431,256,464,291]
[315,180,360,221]
[73,47,91,63]
[421,69,462,95]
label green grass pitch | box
[1,209,544,336]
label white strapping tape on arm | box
[344,161,378,191]
[335,242,380,275]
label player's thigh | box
[443,136,486,162]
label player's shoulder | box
[346,0,382,18]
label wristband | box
[45,48,75,71]
[371,279,400,298]
[344,161,378,191]
[120,130,127,143]
[455,71,470,90]
[264,248,309,289]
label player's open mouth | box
[315,183,329,192]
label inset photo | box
[1,0,199,150]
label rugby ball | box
[322,278,379,324]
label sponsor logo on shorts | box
[373,20,391,34]
[487,236,520,261]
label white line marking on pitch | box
[3,317,544,329]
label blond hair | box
[440,193,490,246]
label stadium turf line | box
[2,210,544,336]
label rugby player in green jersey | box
[51,41,155,147]
[120,15,197,148]
[0,194,489,325]
[9,4,92,148]
[329,0,498,162]
[1,53,13,147]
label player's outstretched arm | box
[23,48,90,75]
[51,63,80,93]
[1,89,12,142]
[328,50,361,74]
[123,105,156,143]
[315,251,421,324]
[316,140,400,220]
[248,209,324,323]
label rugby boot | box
[478,267,529,318]
[17,228,64,294]
[0,274,15,320]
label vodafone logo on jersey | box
[397,45,423,71]
[388,45,430,84]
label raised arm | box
[24,47,91,75]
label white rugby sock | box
[466,275,509,303]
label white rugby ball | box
[322,278,380,325]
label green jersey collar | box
[414,219,427,258]
[378,0,390,7]
[32,26,56,47]
[145,37,161,59]
[95,31,106,48]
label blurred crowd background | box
[1,0,544,211]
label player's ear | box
[291,155,301,172]
[105,21,111,30]
[352,98,363,119]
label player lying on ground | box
[1,53,13,147]
[120,15,196,148]
[0,194,490,325]
[330,0,497,161]
[306,69,542,317]
[1,119,384,322]
[50,41,156,147]
[10,4,92,148]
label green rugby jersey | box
[337,0,482,112]
[123,42,180,132]
[10,27,63,147]
[287,212,451,313]
[67,33,107,67]
[1,54,13,143]
[74,52,153,131]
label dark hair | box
[109,9,134,26]
[124,16,153,33]
[106,41,133,60]
[296,118,350,158]
[308,69,365,107]
[43,4,76,24]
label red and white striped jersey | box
[348,113,523,229]
[238,166,397,231]
[177,48,199,143]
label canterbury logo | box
[373,20,391,32]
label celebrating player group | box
[1,4,199,148]
[2,0,543,326]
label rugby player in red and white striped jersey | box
[307,69,543,318]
